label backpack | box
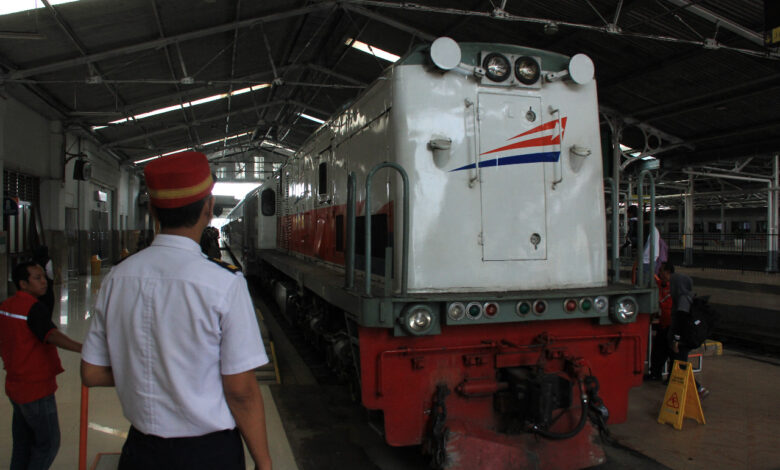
[681,295,720,348]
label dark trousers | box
[649,325,670,378]
[671,346,702,391]
[118,426,245,470]
[10,394,60,470]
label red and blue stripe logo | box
[452,117,567,171]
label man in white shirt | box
[81,151,272,470]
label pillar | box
[768,154,779,272]
[684,176,694,266]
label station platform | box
[1,269,779,469]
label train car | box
[228,38,656,470]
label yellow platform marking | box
[658,360,705,430]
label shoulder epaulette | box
[208,257,241,273]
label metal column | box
[684,176,694,266]
[768,155,779,272]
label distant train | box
[224,37,655,470]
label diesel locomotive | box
[224,37,655,470]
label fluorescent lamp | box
[345,38,400,62]
[1,0,79,16]
[298,113,325,124]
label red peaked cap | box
[144,151,214,209]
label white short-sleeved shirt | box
[82,234,268,438]
[643,226,660,264]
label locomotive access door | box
[477,93,547,261]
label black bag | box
[681,295,720,348]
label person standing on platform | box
[646,261,673,381]
[81,151,272,470]
[668,271,710,398]
[0,261,83,470]
[32,246,55,316]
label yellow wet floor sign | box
[657,360,705,430]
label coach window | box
[261,189,275,216]
[318,161,331,204]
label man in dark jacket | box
[668,272,710,398]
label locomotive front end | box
[353,38,655,469]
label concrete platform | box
[611,350,780,470]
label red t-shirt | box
[0,291,63,403]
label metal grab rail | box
[604,177,619,283]
[345,172,357,289]
[636,170,656,288]
[355,162,409,296]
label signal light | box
[594,296,609,314]
[466,302,483,320]
[580,298,593,312]
[448,302,465,321]
[564,299,578,313]
[516,301,531,316]
[533,300,548,315]
[484,302,499,317]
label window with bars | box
[4,170,40,206]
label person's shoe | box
[698,387,710,399]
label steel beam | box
[662,0,765,46]
[5,4,332,80]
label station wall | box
[0,95,146,293]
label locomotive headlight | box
[594,296,609,314]
[482,53,511,82]
[514,56,540,84]
[611,296,638,324]
[403,304,435,335]
[447,302,466,321]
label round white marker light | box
[568,54,595,85]
[430,37,462,71]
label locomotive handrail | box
[636,170,656,288]
[550,107,564,190]
[604,177,619,283]
[345,172,357,289]
[364,162,410,296]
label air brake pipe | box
[364,162,410,296]
[532,381,589,440]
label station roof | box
[0,0,777,204]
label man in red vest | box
[0,261,82,469]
